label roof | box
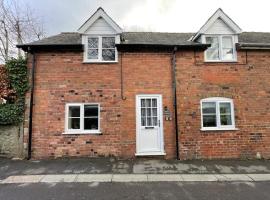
[122,32,194,45]
[17,31,270,51]
[19,32,81,46]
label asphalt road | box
[0,182,269,200]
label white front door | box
[136,95,164,155]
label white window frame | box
[203,35,237,62]
[200,97,237,131]
[83,35,118,63]
[64,103,101,134]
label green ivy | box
[0,57,28,125]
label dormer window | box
[78,8,122,63]
[86,36,117,62]
[190,9,242,62]
[204,35,236,62]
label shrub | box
[0,58,28,125]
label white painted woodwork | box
[205,18,234,34]
[85,17,117,35]
[136,95,165,156]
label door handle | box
[145,127,154,129]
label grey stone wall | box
[0,124,24,158]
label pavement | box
[1,158,270,183]
[1,158,270,200]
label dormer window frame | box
[203,34,237,63]
[82,34,118,63]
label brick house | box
[18,8,270,160]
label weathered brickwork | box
[24,51,176,159]
[23,49,270,160]
[176,50,270,159]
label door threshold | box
[135,152,166,156]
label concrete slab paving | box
[147,174,183,182]
[76,174,112,182]
[214,174,231,181]
[221,174,253,181]
[247,174,270,181]
[40,175,77,183]
[2,175,44,184]
[112,174,148,182]
[2,173,270,184]
[181,174,218,182]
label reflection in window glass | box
[205,37,219,60]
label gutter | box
[116,43,209,52]
[17,44,83,52]
[172,46,180,160]
[237,43,270,50]
[27,50,36,160]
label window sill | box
[201,128,239,131]
[62,131,102,135]
[204,60,238,63]
[82,61,118,64]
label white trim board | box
[78,7,122,34]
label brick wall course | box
[23,49,270,160]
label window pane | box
[220,102,232,126]
[147,117,152,126]
[206,49,219,60]
[205,37,219,60]
[153,117,158,126]
[222,37,233,48]
[141,108,146,116]
[202,102,216,114]
[69,106,80,117]
[152,108,157,116]
[88,49,98,59]
[152,99,157,107]
[84,118,98,130]
[206,37,219,48]
[146,99,151,107]
[220,115,232,126]
[220,103,231,114]
[84,105,98,117]
[102,37,115,48]
[88,38,98,48]
[102,49,115,61]
[147,108,151,117]
[203,115,217,127]
[141,117,146,126]
[222,48,234,60]
[222,37,234,60]
[68,118,80,129]
[141,99,146,107]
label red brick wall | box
[24,51,176,159]
[121,53,176,158]
[25,52,122,158]
[24,49,270,160]
[176,50,270,159]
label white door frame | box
[135,94,165,156]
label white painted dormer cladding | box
[78,8,122,63]
[191,9,242,62]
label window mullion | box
[217,101,221,128]
[99,36,102,61]
[216,102,221,128]
[98,104,100,131]
[81,105,84,132]
[219,36,223,61]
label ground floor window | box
[65,103,100,134]
[200,97,236,131]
